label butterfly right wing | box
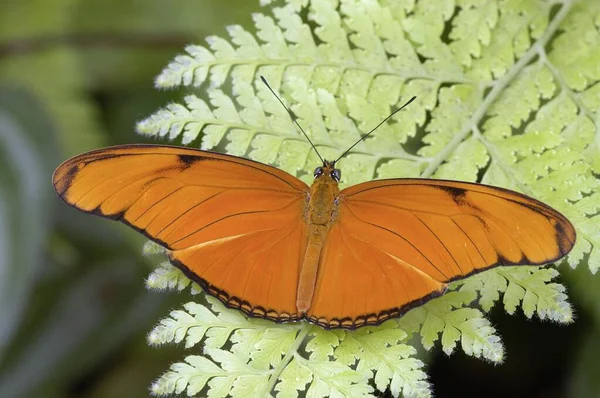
[306,179,575,328]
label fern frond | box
[458,267,573,323]
[334,322,431,397]
[145,261,193,292]
[151,349,271,397]
[139,0,600,396]
[149,295,428,397]
[142,240,166,256]
[398,290,504,362]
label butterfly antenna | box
[260,76,324,164]
[334,96,417,164]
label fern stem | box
[265,323,311,396]
[472,125,533,195]
[536,56,600,181]
[538,48,597,122]
[153,115,424,162]
[420,0,575,178]
[186,58,479,87]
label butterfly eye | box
[314,167,323,178]
[331,169,341,182]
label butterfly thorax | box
[307,168,340,226]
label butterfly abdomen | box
[296,174,341,313]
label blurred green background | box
[0,1,598,397]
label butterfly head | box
[314,160,341,183]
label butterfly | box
[52,82,575,329]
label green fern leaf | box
[305,328,342,361]
[295,359,373,398]
[142,240,165,256]
[138,0,600,396]
[274,357,313,398]
[459,267,573,323]
[150,355,219,396]
[335,322,431,398]
[145,261,193,292]
[398,291,503,362]
[450,1,498,67]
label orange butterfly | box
[52,85,575,329]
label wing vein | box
[345,226,443,301]
[480,209,548,258]
[412,213,463,274]
[339,226,399,306]
[72,171,144,207]
[132,185,185,222]
[343,204,449,280]
[156,191,222,238]
[89,150,306,192]
[450,217,487,266]
[347,198,461,217]
[171,198,301,246]
[469,213,520,265]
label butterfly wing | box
[306,179,576,328]
[53,144,310,322]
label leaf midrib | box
[420,0,575,179]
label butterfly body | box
[53,145,575,329]
[298,161,341,313]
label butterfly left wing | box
[53,144,310,322]
[306,179,575,329]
